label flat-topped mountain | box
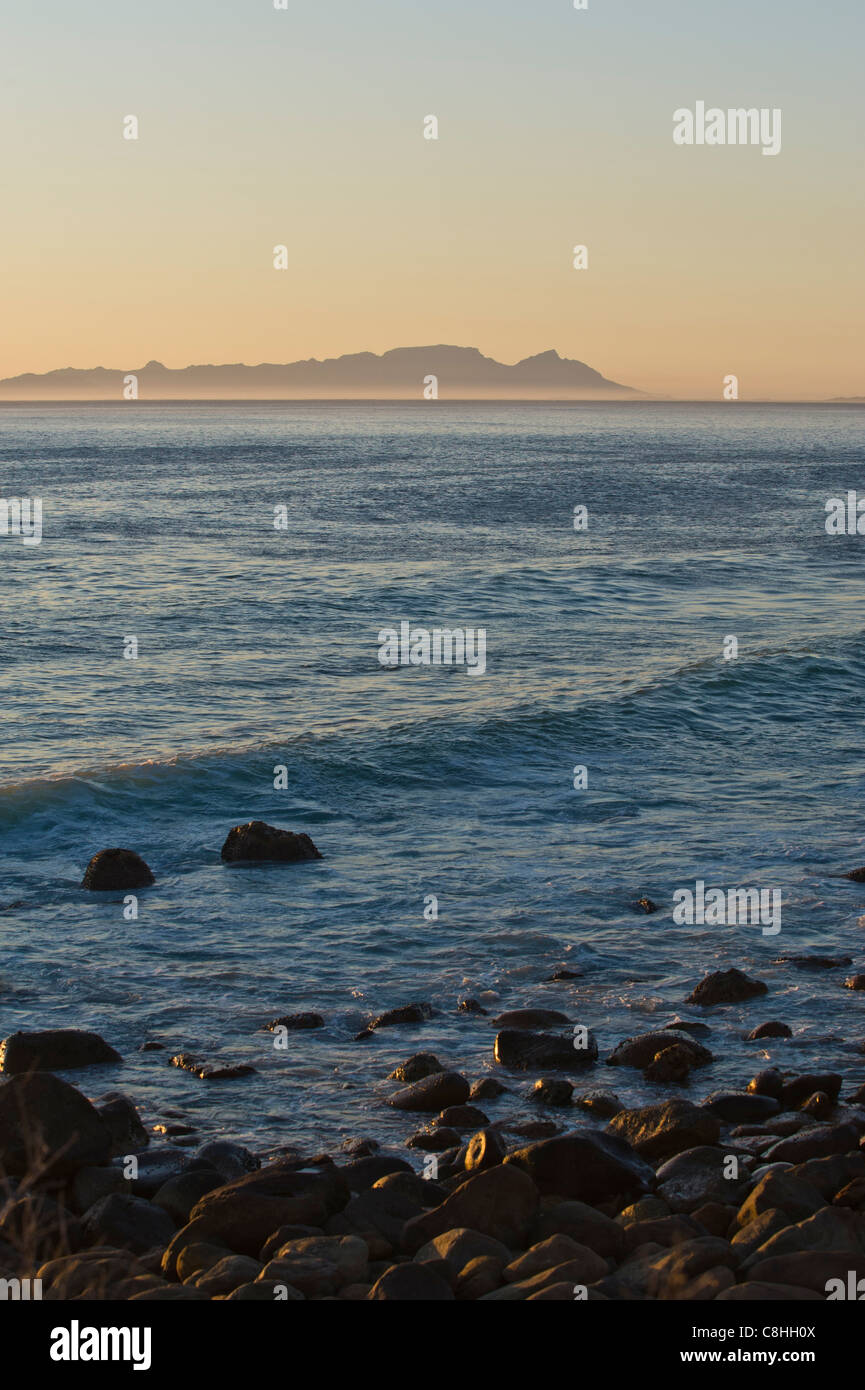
[0,346,638,400]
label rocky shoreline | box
[2,829,864,1302]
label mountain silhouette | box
[0,346,638,400]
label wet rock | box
[505,1130,653,1203]
[781,1072,843,1108]
[194,1141,260,1183]
[765,1121,860,1165]
[139,1041,166,1052]
[503,1118,561,1140]
[606,1100,721,1163]
[747,1021,792,1041]
[469,1077,507,1101]
[220,821,322,863]
[530,1079,574,1107]
[633,897,659,914]
[0,1072,111,1176]
[644,1044,694,1084]
[437,1104,489,1130]
[402,1165,539,1252]
[777,954,852,970]
[801,1091,834,1120]
[367,1003,433,1032]
[464,1128,507,1173]
[686,968,767,1007]
[406,1128,460,1152]
[81,848,155,890]
[606,1031,712,1070]
[663,1020,712,1037]
[747,1068,784,1100]
[845,974,865,991]
[81,1194,177,1254]
[0,1029,121,1073]
[95,1093,149,1154]
[702,1092,781,1123]
[119,1147,190,1198]
[573,1089,623,1119]
[655,1146,750,1213]
[170,1054,256,1080]
[387,1071,470,1113]
[266,1012,324,1031]
[549,968,581,981]
[387,1054,444,1084]
[368,1262,454,1300]
[458,999,487,1015]
[338,1156,413,1190]
[844,867,865,882]
[494,1028,597,1071]
[492,1009,570,1029]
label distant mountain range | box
[0,346,639,400]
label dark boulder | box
[366,1003,432,1031]
[505,1130,653,1203]
[686,968,767,1007]
[747,1021,792,1041]
[0,1029,121,1073]
[494,1028,597,1071]
[220,821,322,863]
[702,1091,781,1123]
[266,1013,324,1030]
[606,1031,712,1070]
[606,1100,721,1163]
[81,848,154,890]
[492,1009,570,1029]
[0,1073,111,1176]
[387,1072,470,1113]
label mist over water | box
[1,402,864,1153]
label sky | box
[2,0,863,398]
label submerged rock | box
[686,968,767,1007]
[606,1031,712,1070]
[0,1029,121,1073]
[170,1054,256,1080]
[747,1021,792,1041]
[220,821,322,863]
[266,1012,324,1031]
[80,848,155,890]
[387,1053,444,1084]
[366,1003,432,1031]
[492,1009,570,1029]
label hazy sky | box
[3,0,863,397]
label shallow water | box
[1,402,864,1155]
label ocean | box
[1,401,864,1155]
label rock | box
[606,1100,721,1163]
[633,898,659,914]
[747,1069,784,1100]
[0,1072,111,1176]
[457,999,487,1015]
[735,1169,825,1228]
[387,1072,470,1113]
[801,1091,834,1119]
[367,1003,432,1031]
[372,1171,444,1206]
[464,1128,507,1173]
[791,1153,865,1199]
[119,1147,191,1197]
[765,1122,861,1165]
[777,954,852,970]
[834,1177,865,1209]
[437,1105,489,1130]
[469,1078,507,1101]
[731,1209,793,1260]
[266,1013,324,1030]
[194,1141,260,1183]
[81,1194,176,1254]
[743,1206,865,1265]
[530,1079,573,1106]
[619,1197,670,1224]
[220,821,322,863]
[504,1118,560,1140]
[702,1092,781,1123]
[606,1031,712,1070]
[269,1235,369,1285]
[573,1089,623,1119]
[492,1009,570,1029]
[71,1166,128,1214]
[368,1263,454,1300]
[414,1228,511,1278]
[258,1253,344,1297]
[692,1202,738,1238]
[152,1169,225,1226]
[644,1044,694,1084]
[655,1146,750,1213]
[0,1193,82,1264]
[191,1255,264,1295]
[402,1165,539,1252]
[81,848,155,890]
[259,1225,325,1261]
[494,1029,597,1071]
[549,968,581,981]
[139,1041,165,1052]
[0,1030,121,1073]
[663,1020,712,1036]
[388,1054,444,1084]
[407,1128,459,1152]
[747,1250,865,1293]
[747,1022,792,1040]
[95,1093,149,1154]
[170,1054,256,1080]
[781,1072,843,1108]
[686,968,767,1007]
[481,1255,609,1300]
[338,1156,412,1190]
[505,1131,653,1203]
[37,1251,144,1299]
[455,1255,505,1299]
[844,867,865,882]
[326,1185,423,1250]
[845,974,865,991]
[622,1214,704,1252]
[718,1280,823,1300]
[534,1201,626,1259]
[183,1162,350,1258]
[503,1234,605,1283]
